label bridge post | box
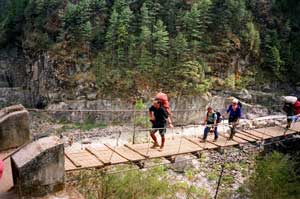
[0,104,30,151]
[11,136,65,198]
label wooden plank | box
[252,128,276,138]
[289,121,300,132]
[86,146,128,165]
[234,130,258,142]
[64,152,81,167]
[254,126,287,137]
[65,156,77,171]
[184,137,218,150]
[242,129,272,139]
[105,144,145,162]
[124,144,150,158]
[219,133,249,144]
[206,134,239,147]
[66,150,104,169]
[125,138,203,159]
[239,130,262,140]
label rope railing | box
[63,115,296,147]
[66,133,299,179]
[27,108,203,113]
[26,103,285,113]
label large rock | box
[11,136,64,197]
[0,104,30,151]
[171,154,194,173]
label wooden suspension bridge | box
[64,122,300,171]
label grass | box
[207,170,219,181]
[58,118,107,132]
[185,169,195,181]
[222,175,235,186]
[224,162,240,171]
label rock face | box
[0,88,32,108]
[11,136,65,197]
[0,104,30,151]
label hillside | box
[0,0,299,105]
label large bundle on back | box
[282,96,297,104]
[155,92,171,115]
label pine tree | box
[264,30,284,80]
[105,0,133,67]
[245,21,260,56]
[137,4,153,71]
[153,19,169,65]
[183,1,212,58]
[172,32,188,62]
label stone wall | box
[45,91,278,125]
[0,104,30,151]
[11,136,65,197]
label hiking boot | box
[150,143,159,149]
[200,138,207,143]
[213,138,218,142]
[158,146,164,151]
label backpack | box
[282,96,297,104]
[238,101,242,109]
[215,112,222,123]
[283,102,294,115]
[155,92,171,115]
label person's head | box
[232,98,238,109]
[207,106,213,113]
[153,99,161,109]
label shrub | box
[241,152,300,199]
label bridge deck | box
[65,122,300,171]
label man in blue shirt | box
[226,98,242,140]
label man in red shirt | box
[293,99,300,115]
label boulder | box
[237,89,252,101]
[11,136,64,197]
[0,104,30,151]
[252,120,268,128]
[171,155,194,173]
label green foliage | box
[59,118,107,132]
[1,0,300,94]
[207,166,219,181]
[75,166,176,199]
[133,99,150,128]
[224,74,236,89]
[245,22,260,56]
[242,152,300,199]
[174,60,207,94]
[153,19,169,63]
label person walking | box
[149,99,171,150]
[202,106,218,142]
[226,98,242,140]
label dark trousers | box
[229,117,238,138]
[203,126,218,140]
